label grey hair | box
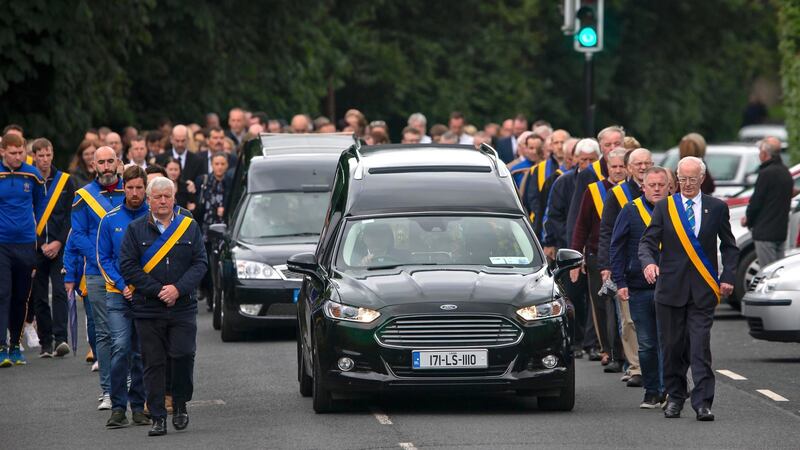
[575,138,600,157]
[407,112,427,126]
[627,147,652,164]
[607,147,628,162]
[759,138,782,157]
[146,176,176,197]
[677,156,707,176]
[597,125,626,142]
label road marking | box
[187,399,226,408]
[371,408,393,425]
[398,443,418,450]
[757,389,789,402]
[716,369,747,380]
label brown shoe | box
[165,395,173,414]
[85,349,95,363]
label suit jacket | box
[638,194,739,309]
[598,179,642,270]
[156,149,204,186]
[494,136,515,164]
[567,158,608,247]
[542,169,577,249]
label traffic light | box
[573,0,603,53]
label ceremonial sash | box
[632,197,653,227]
[537,159,557,191]
[611,181,634,209]
[37,172,70,236]
[141,215,193,273]
[588,160,605,181]
[76,182,114,219]
[588,181,609,219]
[667,194,720,303]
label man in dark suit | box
[198,126,238,176]
[639,156,739,421]
[494,114,527,164]
[155,124,204,185]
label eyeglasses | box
[677,177,700,185]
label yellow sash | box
[76,188,110,219]
[142,216,193,273]
[37,173,70,236]
[667,195,720,303]
[587,181,608,219]
[632,197,652,226]
[611,182,633,209]
[590,160,605,181]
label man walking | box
[119,177,207,436]
[742,137,793,267]
[0,133,45,367]
[639,156,739,421]
[30,138,75,358]
[97,166,151,428]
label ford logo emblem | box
[440,304,458,311]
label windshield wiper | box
[366,263,439,271]
[256,232,319,238]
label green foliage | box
[777,0,800,163]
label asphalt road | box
[2,303,799,449]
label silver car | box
[742,250,800,342]
[660,144,762,198]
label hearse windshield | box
[237,192,329,241]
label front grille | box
[749,276,764,291]
[747,317,764,332]
[388,362,510,378]
[264,303,296,317]
[375,315,523,349]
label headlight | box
[758,267,784,293]
[516,298,566,321]
[323,300,380,323]
[235,259,281,280]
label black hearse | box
[209,133,356,341]
[289,143,583,412]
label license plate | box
[292,289,300,303]
[412,349,488,369]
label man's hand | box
[720,282,734,297]
[570,267,581,283]
[644,264,659,284]
[543,246,556,260]
[740,216,747,227]
[216,206,225,217]
[187,202,196,211]
[186,180,196,194]
[158,285,180,306]
[42,241,62,259]
[65,282,74,297]
[601,270,611,282]
[617,287,629,302]
[123,286,133,300]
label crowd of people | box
[0,105,791,434]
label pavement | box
[2,303,800,449]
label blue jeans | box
[86,275,111,394]
[82,293,97,356]
[628,289,664,395]
[106,292,145,412]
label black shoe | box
[54,341,70,357]
[587,348,602,361]
[696,407,715,421]
[626,374,643,387]
[132,411,151,426]
[639,393,661,409]
[106,410,129,429]
[148,417,167,436]
[603,360,624,373]
[39,343,53,358]
[573,349,584,359]
[172,403,189,430]
[664,401,683,418]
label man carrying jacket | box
[120,176,207,437]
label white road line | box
[716,369,747,380]
[371,408,393,425]
[398,443,418,450]
[757,389,789,402]
[187,399,226,408]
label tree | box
[777,0,800,162]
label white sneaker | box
[91,361,99,372]
[98,392,105,402]
[98,394,112,410]
[23,323,40,349]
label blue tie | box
[685,199,695,235]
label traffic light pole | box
[584,52,595,137]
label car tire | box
[733,248,758,311]
[212,287,221,330]
[537,359,575,411]
[298,338,312,397]
[220,289,244,342]
[312,345,335,413]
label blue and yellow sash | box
[141,215,194,273]
[588,181,609,219]
[632,197,653,227]
[37,171,70,236]
[667,194,720,302]
[611,181,634,209]
[536,158,559,191]
[76,182,114,219]
[587,159,605,181]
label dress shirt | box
[680,191,702,236]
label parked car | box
[660,144,762,198]
[725,162,800,208]
[208,133,356,341]
[742,250,800,342]
[738,124,787,144]
[291,143,582,413]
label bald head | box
[291,115,311,134]
[228,108,245,134]
[171,125,188,153]
[94,146,120,185]
[760,136,782,160]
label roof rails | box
[259,132,358,155]
[478,143,509,178]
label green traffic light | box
[577,27,598,47]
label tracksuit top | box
[97,202,150,294]
[0,161,45,244]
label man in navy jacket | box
[119,176,207,436]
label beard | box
[98,171,118,186]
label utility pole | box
[566,0,604,137]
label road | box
[2,303,799,449]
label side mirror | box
[208,223,227,240]
[552,249,583,280]
[287,252,319,276]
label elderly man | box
[105,132,124,161]
[120,177,207,436]
[742,137,793,267]
[611,166,670,408]
[407,113,432,143]
[524,129,570,239]
[640,157,738,421]
[290,114,312,134]
[156,125,203,189]
[226,108,247,146]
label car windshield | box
[335,215,542,272]
[237,192,329,240]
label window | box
[237,192,329,240]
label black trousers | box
[656,294,715,412]
[563,271,595,350]
[29,250,68,346]
[0,244,35,347]
[136,313,197,418]
[585,254,622,359]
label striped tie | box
[686,199,696,235]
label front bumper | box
[225,278,301,330]
[742,291,800,342]
[312,305,571,395]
